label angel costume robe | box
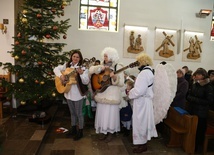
[89,63,124,134]
[129,66,158,145]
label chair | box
[0,72,12,119]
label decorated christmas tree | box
[0,0,72,106]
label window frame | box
[79,0,119,32]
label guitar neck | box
[114,65,129,74]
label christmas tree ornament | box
[20,101,26,105]
[53,26,58,30]
[19,78,24,83]
[63,35,67,39]
[21,50,27,55]
[15,41,19,45]
[62,1,67,6]
[14,56,19,60]
[22,18,28,23]
[37,13,42,18]
[45,34,51,39]
[61,13,64,16]
[33,100,37,104]
[52,92,56,97]
[22,10,28,14]
[51,8,56,13]
[40,81,45,85]
[17,33,21,38]
[48,72,52,75]
[38,61,43,65]
[35,80,39,84]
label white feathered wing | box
[152,63,177,125]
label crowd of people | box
[53,47,214,153]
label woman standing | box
[128,53,157,153]
[187,68,213,152]
[89,47,124,143]
[171,68,189,109]
[53,50,89,141]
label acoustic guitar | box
[55,68,77,94]
[55,57,96,94]
[91,61,139,93]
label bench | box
[164,106,198,154]
[0,73,12,119]
[203,110,214,155]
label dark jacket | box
[210,81,214,110]
[171,77,189,109]
[187,79,213,118]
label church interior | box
[0,0,214,154]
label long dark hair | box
[66,50,83,68]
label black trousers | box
[195,117,207,149]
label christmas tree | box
[0,0,72,106]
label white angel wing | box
[152,63,177,125]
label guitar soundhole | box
[102,75,109,81]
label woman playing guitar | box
[89,47,124,143]
[53,50,89,141]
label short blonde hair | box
[136,53,153,66]
[125,79,134,89]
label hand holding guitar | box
[110,72,117,81]
[76,67,84,75]
[102,66,109,71]
[60,74,68,85]
[91,61,139,93]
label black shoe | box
[123,129,130,137]
[99,134,108,141]
[66,126,77,137]
[73,129,83,141]
[104,133,113,143]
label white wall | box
[0,0,15,74]
[61,0,214,73]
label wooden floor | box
[0,102,214,155]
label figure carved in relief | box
[183,35,202,60]
[135,34,144,51]
[127,31,144,54]
[130,31,135,49]
[156,31,175,58]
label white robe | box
[129,66,158,145]
[89,63,124,134]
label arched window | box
[79,0,119,32]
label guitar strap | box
[76,73,88,96]
[114,63,118,72]
[142,67,154,88]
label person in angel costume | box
[89,47,124,143]
[128,53,158,153]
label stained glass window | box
[79,0,119,32]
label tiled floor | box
[0,102,214,155]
